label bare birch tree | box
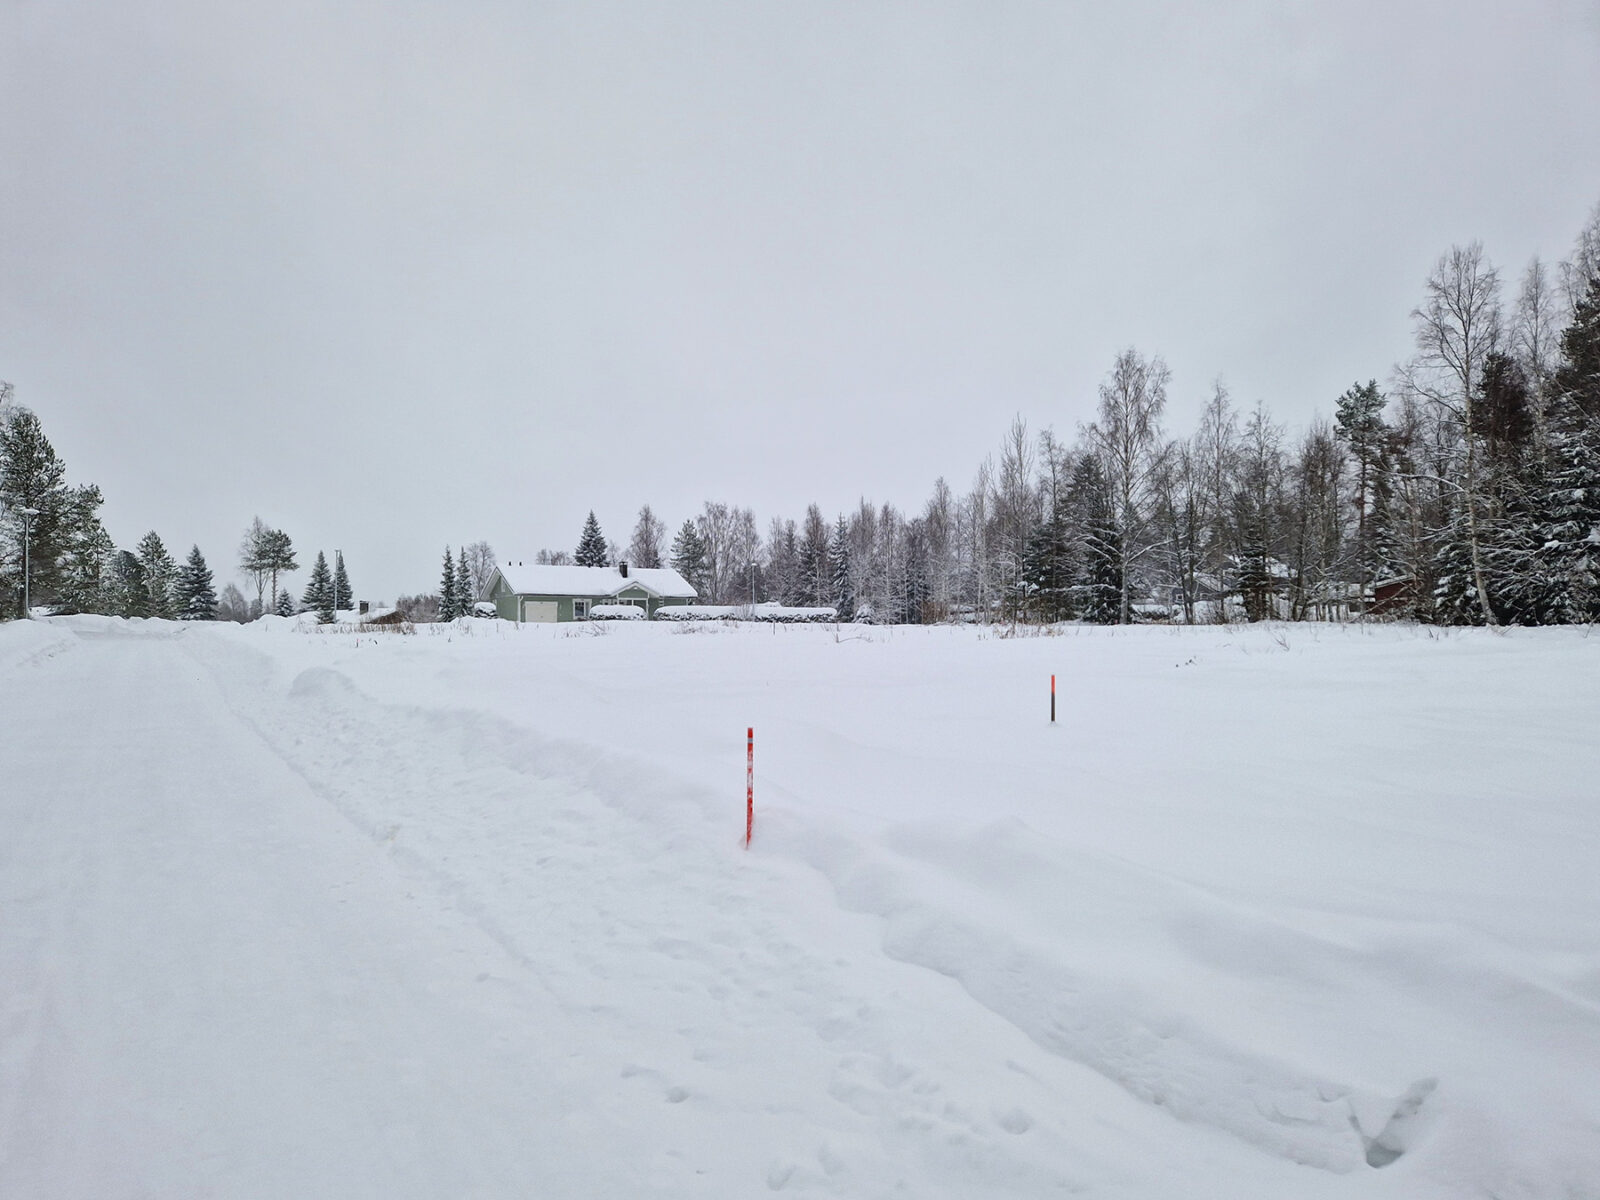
[1084,348,1171,623]
[1399,242,1502,623]
[626,504,667,569]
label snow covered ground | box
[2,614,1597,1199]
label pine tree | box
[669,519,709,598]
[0,406,70,616]
[575,511,609,567]
[135,531,178,618]
[244,526,298,613]
[1334,381,1390,598]
[333,551,352,612]
[303,551,334,622]
[455,547,473,614]
[829,514,854,620]
[439,546,459,620]
[276,585,297,618]
[175,545,218,620]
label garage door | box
[522,600,558,623]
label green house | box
[485,562,697,622]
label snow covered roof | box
[494,562,697,600]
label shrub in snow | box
[589,604,645,620]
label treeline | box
[560,204,1600,626]
[0,402,358,624]
[9,202,1600,628]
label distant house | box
[485,562,697,622]
[1369,575,1418,617]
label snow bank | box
[0,616,79,672]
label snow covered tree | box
[796,505,831,607]
[828,514,854,620]
[333,551,352,612]
[53,484,113,615]
[0,405,71,617]
[175,545,217,620]
[1231,405,1287,622]
[1069,455,1122,624]
[303,551,334,622]
[108,550,148,618]
[669,519,708,597]
[455,547,473,612]
[1528,264,1600,620]
[275,585,297,618]
[439,547,460,621]
[135,531,177,618]
[1084,348,1171,623]
[1400,242,1503,623]
[575,511,609,567]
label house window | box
[573,599,589,620]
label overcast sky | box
[4,1,1598,602]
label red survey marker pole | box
[1051,674,1056,724]
[745,726,754,847]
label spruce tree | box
[1069,457,1122,624]
[828,514,854,619]
[175,545,218,620]
[135,531,177,618]
[303,551,334,622]
[455,547,473,614]
[333,551,352,612]
[1529,269,1600,620]
[276,585,297,618]
[575,511,609,567]
[669,519,709,597]
[111,550,149,618]
[439,547,459,620]
[54,484,113,615]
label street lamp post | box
[19,506,40,619]
[748,561,758,608]
[334,548,343,613]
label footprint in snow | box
[1354,1078,1437,1168]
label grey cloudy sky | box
[4,1,1598,602]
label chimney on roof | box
[619,561,629,577]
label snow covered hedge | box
[652,603,838,623]
[589,604,646,620]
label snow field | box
[2,615,1598,1198]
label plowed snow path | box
[0,625,642,1197]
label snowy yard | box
[2,615,1597,1199]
